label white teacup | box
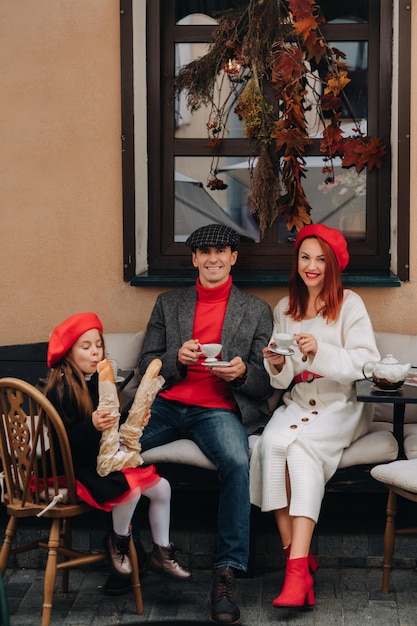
[199,343,222,362]
[272,333,294,350]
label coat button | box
[301,417,309,422]
[309,399,316,406]
[290,424,297,429]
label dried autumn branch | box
[174,0,386,235]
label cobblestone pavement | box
[4,563,417,626]
[3,493,417,625]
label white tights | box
[111,476,171,547]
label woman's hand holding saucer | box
[263,344,285,373]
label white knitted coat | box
[249,289,380,522]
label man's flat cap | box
[185,224,240,251]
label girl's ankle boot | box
[282,544,319,573]
[148,543,191,580]
[104,531,132,577]
[272,556,315,608]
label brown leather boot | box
[210,567,242,625]
[103,531,132,577]
[148,543,191,580]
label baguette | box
[118,359,164,451]
[97,358,115,384]
[142,358,163,382]
[96,358,164,475]
[128,358,163,420]
[96,358,121,477]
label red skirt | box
[76,464,161,512]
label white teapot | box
[362,354,411,390]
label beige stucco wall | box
[1,0,417,346]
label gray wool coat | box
[139,283,274,434]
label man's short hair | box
[185,224,240,252]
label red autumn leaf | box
[342,137,387,172]
[320,93,342,112]
[271,47,304,87]
[291,14,320,39]
[341,141,363,170]
[284,94,308,129]
[288,0,323,40]
[281,155,307,185]
[278,179,312,231]
[320,125,344,152]
[360,137,387,171]
[305,36,327,64]
[272,127,311,157]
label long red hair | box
[286,236,344,322]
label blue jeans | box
[140,396,250,572]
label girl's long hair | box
[286,236,344,323]
[43,333,105,425]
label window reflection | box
[175,156,366,243]
[175,1,369,24]
[292,158,366,242]
[319,0,368,22]
[175,14,368,134]
[175,1,247,24]
[175,156,258,242]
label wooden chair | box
[0,377,143,626]
[371,459,417,593]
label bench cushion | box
[141,429,399,471]
[404,424,417,459]
[142,440,216,470]
[338,428,398,468]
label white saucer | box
[203,360,231,367]
[115,375,125,383]
[268,346,294,356]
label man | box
[139,224,273,625]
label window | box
[120,0,410,284]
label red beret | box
[294,224,349,271]
[47,312,104,367]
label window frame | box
[120,0,410,284]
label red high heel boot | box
[272,557,315,608]
[282,544,319,573]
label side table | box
[355,378,417,459]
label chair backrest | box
[0,377,78,512]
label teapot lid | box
[380,354,400,365]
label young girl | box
[250,225,380,608]
[44,312,190,587]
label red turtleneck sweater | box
[160,276,237,410]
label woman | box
[44,312,190,587]
[250,224,380,608]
